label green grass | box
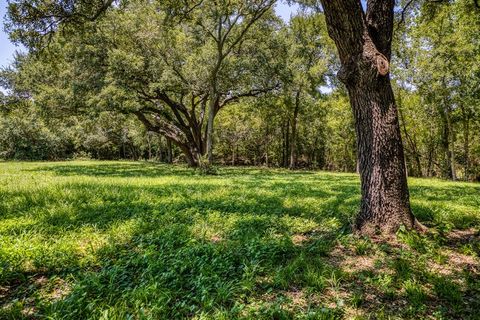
[0,161,479,319]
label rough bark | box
[319,0,422,235]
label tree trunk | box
[176,142,200,167]
[167,138,173,164]
[398,97,423,177]
[446,108,456,181]
[425,119,437,177]
[132,111,205,166]
[285,119,290,167]
[463,113,470,180]
[426,141,435,177]
[349,78,417,233]
[320,0,421,235]
[281,122,285,166]
[282,119,289,167]
[206,95,216,164]
[440,103,455,180]
[157,135,163,162]
[290,90,301,169]
[412,147,423,177]
[281,118,290,168]
[147,133,152,160]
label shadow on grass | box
[27,162,196,178]
[1,162,479,319]
[326,230,480,319]
[29,162,360,180]
[409,182,480,228]
[409,184,480,205]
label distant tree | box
[281,13,328,169]
[404,0,480,180]
[323,92,356,172]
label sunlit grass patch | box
[0,161,479,319]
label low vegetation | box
[1,161,479,319]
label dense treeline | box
[0,105,172,161]
[1,0,479,181]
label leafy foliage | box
[1,0,479,178]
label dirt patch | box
[292,234,308,245]
[1,274,72,317]
[284,287,307,307]
[335,254,376,273]
[428,229,479,277]
[328,244,383,274]
[41,277,72,301]
[211,234,223,243]
[445,228,479,246]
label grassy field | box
[0,161,479,319]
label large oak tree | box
[6,0,281,167]
[314,0,426,234]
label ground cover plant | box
[0,161,479,319]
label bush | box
[197,155,219,175]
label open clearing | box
[0,161,479,319]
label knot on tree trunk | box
[363,38,390,77]
[374,52,389,76]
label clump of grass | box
[353,238,373,255]
[197,155,219,175]
[397,227,435,254]
[391,256,413,280]
[403,279,428,309]
[459,242,480,257]
[432,276,462,305]
[350,291,364,308]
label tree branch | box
[219,85,278,108]
[366,0,395,58]
[318,0,366,65]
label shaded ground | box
[0,161,479,319]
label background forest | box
[0,0,479,181]
[1,1,480,319]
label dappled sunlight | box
[27,161,195,178]
[0,162,479,319]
